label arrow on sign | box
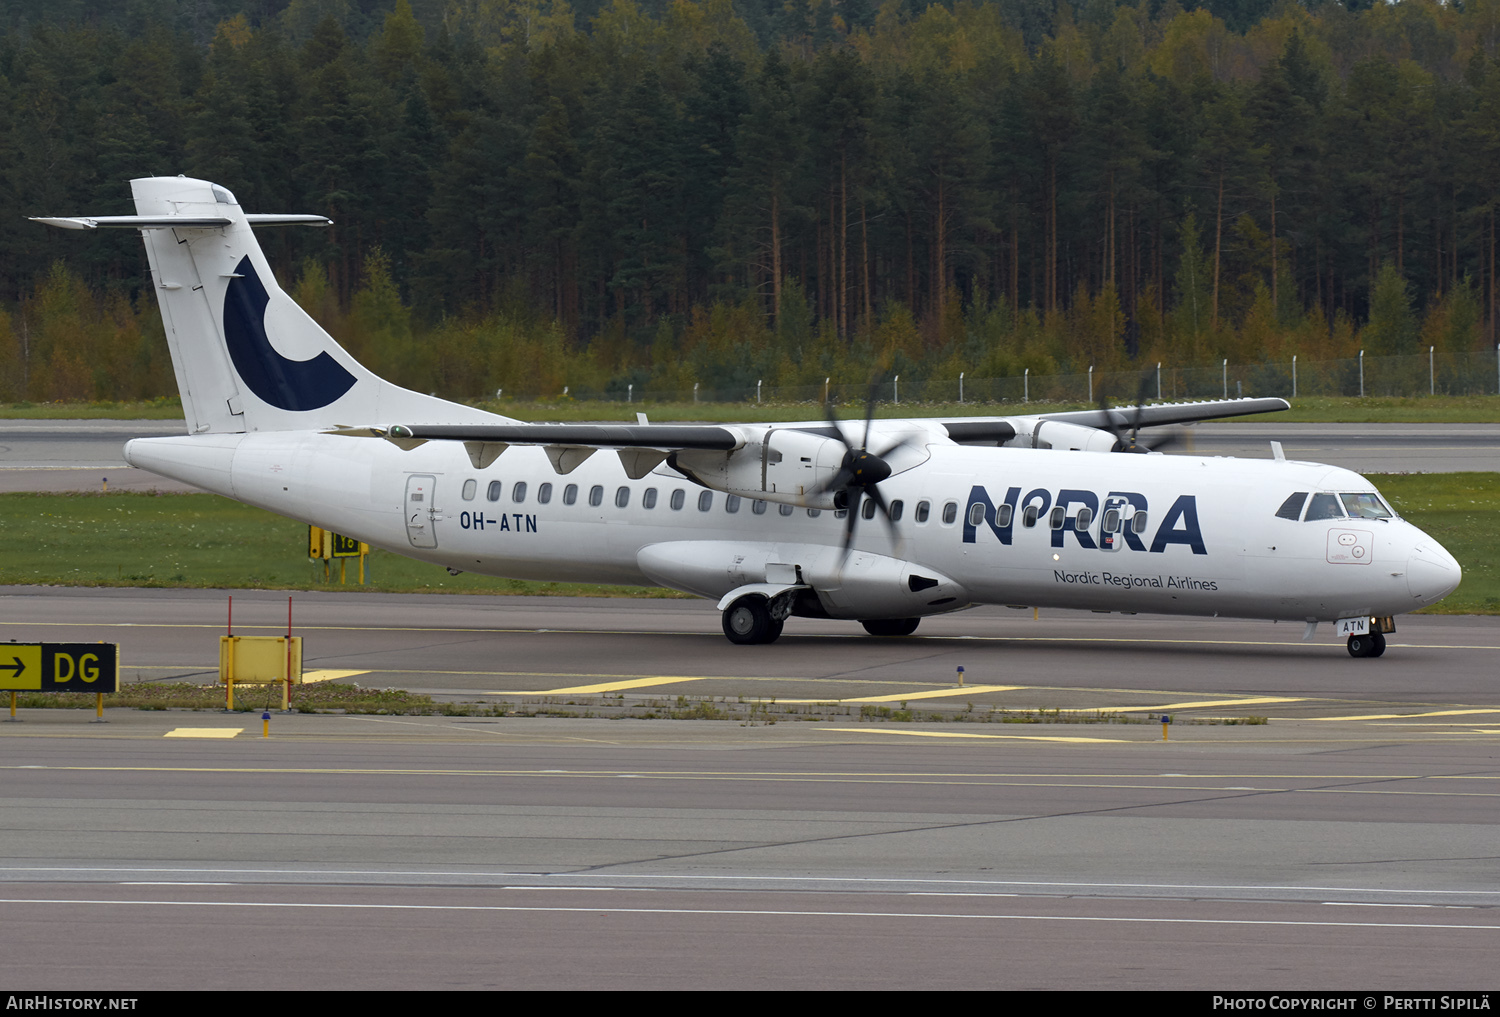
[0,657,24,678]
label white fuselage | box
[124,429,1462,625]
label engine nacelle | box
[666,428,849,509]
[1003,417,1119,453]
[636,540,970,620]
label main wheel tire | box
[723,596,774,645]
[861,618,921,637]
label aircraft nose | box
[1406,537,1461,606]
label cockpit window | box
[1275,492,1308,520]
[211,185,237,205]
[1304,493,1345,521]
[1341,492,1393,519]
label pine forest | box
[3,0,1500,405]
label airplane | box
[32,176,1462,657]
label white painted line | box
[2,896,1496,932]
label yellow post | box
[8,690,14,721]
[96,693,103,720]
[226,678,234,712]
[1033,607,1038,621]
[262,712,270,738]
[340,558,346,585]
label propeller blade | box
[841,487,862,555]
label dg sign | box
[0,643,118,693]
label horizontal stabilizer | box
[31,214,330,230]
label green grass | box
[0,476,1493,612]
[0,490,686,597]
[4,393,1499,423]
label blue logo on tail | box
[222,256,356,411]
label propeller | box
[1098,373,1184,454]
[815,380,905,556]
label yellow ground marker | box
[523,676,714,695]
[163,728,241,739]
[817,727,1128,744]
[778,685,1022,705]
[1310,708,1500,722]
[1053,696,1305,714]
[300,669,369,685]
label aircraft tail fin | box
[33,176,505,434]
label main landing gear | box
[1347,632,1386,658]
[722,594,785,645]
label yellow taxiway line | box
[162,728,241,739]
[777,685,1022,704]
[815,727,1129,744]
[1310,708,1500,722]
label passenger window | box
[779,503,794,516]
[462,479,476,501]
[670,489,685,510]
[1341,492,1393,519]
[487,480,503,502]
[996,504,1013,527]
[967,503,985,527]
[862,499,878,520]
[563,484,578,506]
[807,508,822,518]
[589,485,604,507]
[1131,511,1148,534]
[1101,508,1120,533]
[942,502,958,525]
[698,491,713,512]
[1075,506,1093,530]
[538,483,552,505]
[615,486,630,508]
[890,500,903,521]
[643,488,657,509]
[1022,505,1039,528]
[512,482,527,503]
[1049,505,1066,529]
[1276,492,1308,520]
[752,499,767,515]
[725,495,741,513]
[1305,493,1344,520]
[915,501,930,523]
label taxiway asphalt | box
[1,588,1498,988]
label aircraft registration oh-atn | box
[34,177,1462,656]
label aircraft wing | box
[1037,396,1289,429]
[383,423,742,450]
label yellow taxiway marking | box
[299,669,370,685]
[1310,708,1500,722]
[778,685,1022,705]
[816,727,1129,744]
[162,728,241,739]
[522,676,714,695]
[1054,696,1305,713]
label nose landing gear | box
[1347,632,1386,658]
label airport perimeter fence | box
[557,347,1500,407]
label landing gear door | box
[404,474,439,548]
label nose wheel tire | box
[722,596,783,645]
[861,618,921,637]
[1347,632,1386,658]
